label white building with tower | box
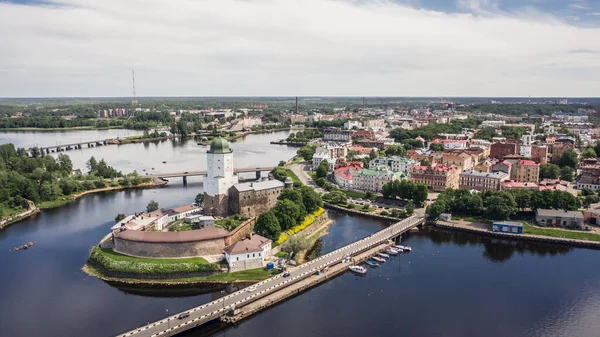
[520,134,533,158]
[203,138,239,216]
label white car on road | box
[245,285,257,292]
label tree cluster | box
[254,186,323,241]
[381,180,428,206]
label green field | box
[203,268,277,282]
[281,168,303,186]
[523,223,600,242]
[37,196,73,209]
[88,247,217,274]
[1,204,24,218]
[168,219,194,232]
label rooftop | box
[460,170,509,179]
[536,209,584,219]
[233,179,284,192]
[224,234,271,255]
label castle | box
[203,138,292,217]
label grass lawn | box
[168,219,195,232]
[523,223,600,242]
[281,168,303,186]
[37,196,74,209]
[1,204,25,218]
[98,248,210,264]
[275,251,289,258]
[203,268,277,282]
[215,216,247,231]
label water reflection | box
[425,228,572,263]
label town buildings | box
[323,128,352,142]
[511,160,540,183]
[442,152,473,172]
[459,170,509,191]
[353,167,404,193]
[577,164,600,191]
[409,164,460,192]
[369,156,417,174]
[490,142,518,159]
[535,209,584,228]
[228,180,285,218]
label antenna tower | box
[132,69,138,105]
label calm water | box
[0,129,145,149]
[1,131,600,337]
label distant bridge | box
[152,167,275,183]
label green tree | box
[405,200,415,215]
[555,150,578,169]
[420,159,430,166]
[299,186,322,212]
[315,177,326,187]
[426,201,446,220]
[540,163,560,179]
[87,156,98,172]
[271,167,289,182]
[297,144,317,161]
[316,160,330,178]
[146,200,159,213]
[412,183,429,206]
[369,149,377,160]
[280,234,309,259]
[279,189,307,219]
[581,148,597,159]
[278,160,286,166]
[560,167,574,182]
[429,143,445,152]
[485,193,517,220]
[254,211,281,241]
[195,193,204,205]
[274,199,301,230]
[583,195,599,209]
[115,213,126,223]
[509,188,532,211]
[324,191,347,204]
[364,191,374,200]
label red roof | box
[411,164,453,172]
[519,160,538,166]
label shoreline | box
[435,220,600,250]
[0,179,167,231]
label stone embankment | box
[435,220,600,250]
[323,202,400,222]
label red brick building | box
[490,142,518,159]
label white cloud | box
[0,0,599,97]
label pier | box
[116,215,425,337]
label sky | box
[0,0,599,98]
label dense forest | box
[0,144,141,218]
[457,103,598,116]
[389,118,482,142]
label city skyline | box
[1,0,599,97]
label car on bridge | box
[245,285,257,292]
[177,312,190,319]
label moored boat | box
[385,247,399,255]
[396,244,411,252]
[365,260,379,267]
[349,265,367,274]
[372,256,385,263]
[377,252,389,258]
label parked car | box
[283,271,291,277]
[177,312,190,319]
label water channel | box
[1,130,600,337]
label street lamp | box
[166,309,170,330]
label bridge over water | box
[151,167,275,183]
[117,215,425,337]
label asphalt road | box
[118,215,424,337]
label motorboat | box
[377,252,389,258]
[385,247,399,255]
[396,244,412,252]
[372,256,385,263]
[349,265,367,274]
[365,260,379,267]
[393,245,405,252]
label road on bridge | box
[118,215,424,337]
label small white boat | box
[396,244,411,252]
[377,252,389,258]
[393,245,405,252]
[372,256,385,263]
[385,248,399,255]
[349,265,367,274]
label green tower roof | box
[208,137,232,154]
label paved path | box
[117,215,424,337]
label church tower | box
[203,138,238,216]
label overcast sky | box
[1,0,599,98]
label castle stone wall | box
[113,237,226,258]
